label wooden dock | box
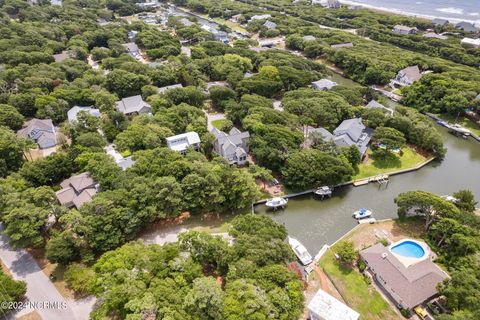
[353,174,389,187]
[427,113,480,143]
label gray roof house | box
[390,65,423,88]
[263,21,277,29]
[360,243,448,309]
[365,100,394,116]
[455,21,477,33]
[393,25,417,35]
[249,14,272,22]
[67,106,101,123]
[166,132,201,153]
[179,18,195,27]
[158,84,183,94]
[303,35,316,41]
[122,42,141,60]
[313,0,341,9]
[211,127,250,165]
[423,32,448,40]
[55,172,98,209]
[331,42,354,48]
[312,79,337,91]
[17,119,57,150]
[128,30,138,41]
[327,0,341,8]
[333,118,372,157]
[53,50,71,63]
[115,95,152,116]
[432,18,449,26]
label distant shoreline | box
[339,0,478,24]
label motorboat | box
[441,195,459,203]
[352,208,373,219]
[265,197,288,210]
[314,186,333,197]
[288,236,313,265]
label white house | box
[390,65,423,88]
[312,79,337,91]
[308,289,359,320]
[166,132,201,153]
[461,37,480,48]
[67,106,101,123]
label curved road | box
[0,223,82,320]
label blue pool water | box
[390,241,425,258]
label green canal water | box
[255,127,480,253]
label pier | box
[426,113,480,143]
[353,174,389,187]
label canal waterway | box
[255,126,480,254]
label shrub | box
[64,263,95,295]
[358,259,366,272]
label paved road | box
[0,223,77,320]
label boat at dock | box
[314,186,333,198]
[358,218,377,224]
[265,197,288,210]
[352,208,373,219]
[288,236,313,265]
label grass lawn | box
[354,146,427,180]
[211,119,230,130]
[212,17,249,34]
[319,248,399,320]
[436,113,480,136]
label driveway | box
[0,223,84,320]
[204,111,226,131]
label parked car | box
[414,306,432,320]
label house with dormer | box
[211,127,250,165]
[115,95,152,116]
[55,172,98,209]
[17,118,58,157]
[333,118,373,157]
[390,65,423,88]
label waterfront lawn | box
[319,248,399,320]
[211,119,230,130]
[436,113,480,137]
[354,146,427,180]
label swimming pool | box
[390,240,426,258]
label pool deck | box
[388,239,430,268]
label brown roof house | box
[17,118,58,157]
[55,172,99,209]
[360,239,449,310]
[390,65,423,88]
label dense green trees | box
[282,149,354,190]
[0,127,29,177]
[0,270,26,317]
[64,214,303,320]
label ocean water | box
[340,0,480,23]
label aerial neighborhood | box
[0,1,479,320]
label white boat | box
[314,186,332,197]
[288,236,313,265]
[352,208,373,219]
[441,195,459,203]
[265,197,288,209]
